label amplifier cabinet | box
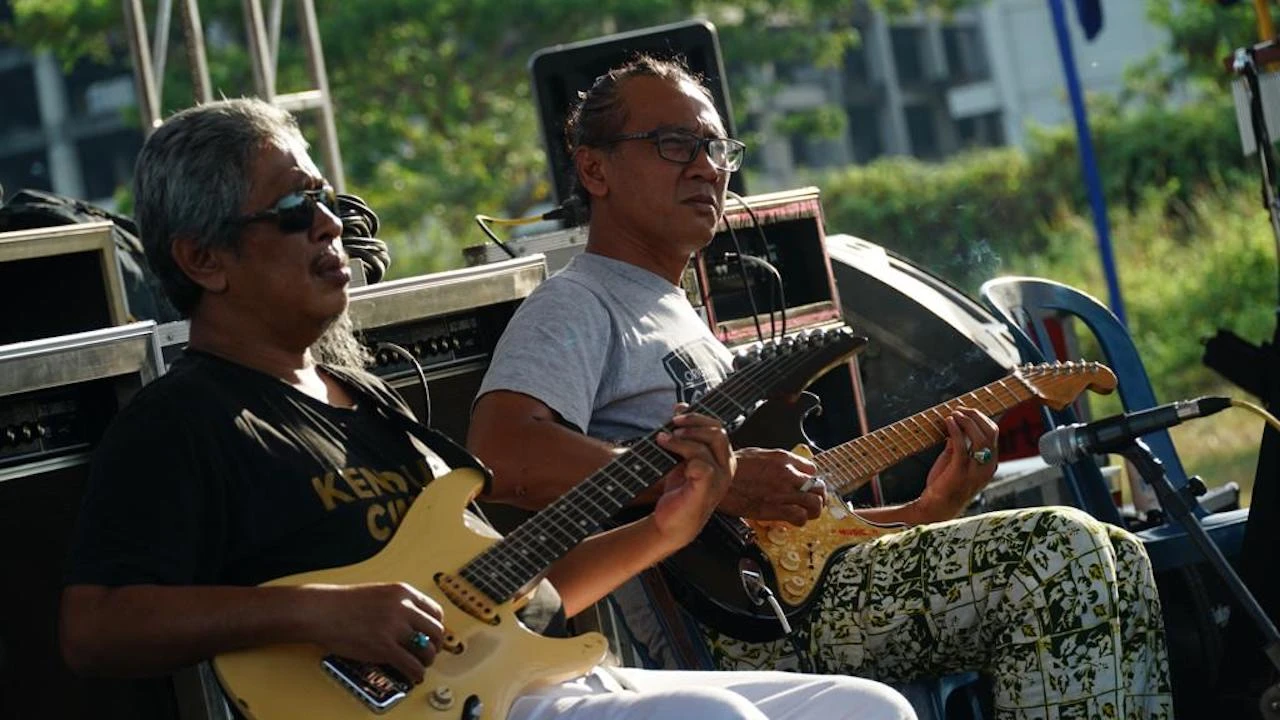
[0,323,181,719]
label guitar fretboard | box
[818,372,1037,495]
[459,335,846,604]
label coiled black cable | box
[337,192,391,283]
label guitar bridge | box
[320,655,409,714]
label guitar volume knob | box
[766,527,789,545]
[779,551,802,571]
[428,686,454,710]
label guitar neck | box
[818,372,1036,495]
[457,354,781,605]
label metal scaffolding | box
[121,0,346,191]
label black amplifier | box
[0,323,162,468]
[349,254,548,444]
[0,322,176,720]
[154,255,548,448]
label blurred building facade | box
[0,0,1169,206]
[0,42,141,206]
[750,0,1169,185]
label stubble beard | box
[310,309,373,370]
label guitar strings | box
[462,331,853,602]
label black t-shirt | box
[65,350,564,635]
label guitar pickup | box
[320,655,410,713]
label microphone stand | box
[1117,439,1280,718]
[1207,41,1280,712]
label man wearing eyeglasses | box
[468,55,1174,718]
[57,98,913,720]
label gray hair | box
[133,98,304,317]
[564,54,713,215]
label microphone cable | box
[723,220,766,344]
[726,252,785,342]
[474,199,584,261]
[376,341,432,428]
[1231,397,1280,431]
[728,190,786,340]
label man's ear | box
[170,235,229,294]
[573,146,609,200]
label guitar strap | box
[333,366,494,490]
[636,568,716,671]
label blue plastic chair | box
[978,276,1249,570]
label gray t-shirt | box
[477,252,734,668]
[478,252,733,442]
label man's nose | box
[314,198,343,238]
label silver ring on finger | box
[969,447,994,465]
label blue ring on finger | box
[410,631,430,650]
[970,447,994,465]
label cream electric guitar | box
[664,360,1117,641]
[212,328,866,720]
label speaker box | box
[0,324,209,719]
[0,459,187,719]
[530,19,745,207]
[824,234,1022,503]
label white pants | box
[507,666,916,720]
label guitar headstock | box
[1017,361,1118,409]
[731,326,868,399]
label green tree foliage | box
[4,0,928,274]
[1141,0,1259,95]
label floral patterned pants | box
[700,507,1174,720]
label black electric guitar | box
[661,361,1118,641]
[213,327,866,720]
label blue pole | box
[1046,0,1128,326]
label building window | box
[957,111,1005,149]
[905,104,939,159]
[0,66,41,134]
[76,128,143,201]
[942,25,990,83]
[846,103,883,164]
[0,148,52,194]
[890,27,925,85]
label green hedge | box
[813,97,1254,294]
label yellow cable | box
[1255,0,1275,42]
[475,212,547,227]
[1231,397,1280,432]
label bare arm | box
[469,390,822,523]
[546,413,736,617]
[468,390,665,508]
[60,581,447,684]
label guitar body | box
[746,445,905,612]
[661,450,904,642]
[213,468,608,720]
[659,362,1117,642]
[660,394,901,642]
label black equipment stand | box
[1117,441,1280,719]
[1204,41,1280,717]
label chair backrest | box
[979,276,1200,523]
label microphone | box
[1039,396,1233,466]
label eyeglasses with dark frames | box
[230,186,338,234]
[602,129,746,172]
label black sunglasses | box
[231,186,338,234]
